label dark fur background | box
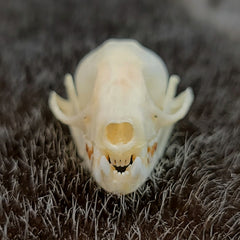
[0,0,240,239]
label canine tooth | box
[113,170,118,174]
[125,171,129,175]
[93,166,101,184]
[131,156,142,177]
[100,155,110,175]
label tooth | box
[94,168,101,183]
[100,155,110,175]
[117,172,121,175]
[131,156,143,177]
[125,171,129,175]
[114,170,118,174]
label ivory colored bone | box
[49,39,194,194]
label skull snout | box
[105,122,134,145]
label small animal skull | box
[49,39,194,194]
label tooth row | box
[113,170,129,175]
[107,155,134,167]
[100,155,143,177]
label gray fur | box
[0,1,239,239]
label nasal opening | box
[105,122,133,145]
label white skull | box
[49,39,194,194]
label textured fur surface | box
[0,0,240,239]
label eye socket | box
[105,122,134,145]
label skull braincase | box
[75,39,168,110]
[49,39,194,194]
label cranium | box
[49,39,194,194]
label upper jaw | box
[107,153,134,169]
[90,138,160,194]
[94,154,150,194]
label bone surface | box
[49,39,194,194]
